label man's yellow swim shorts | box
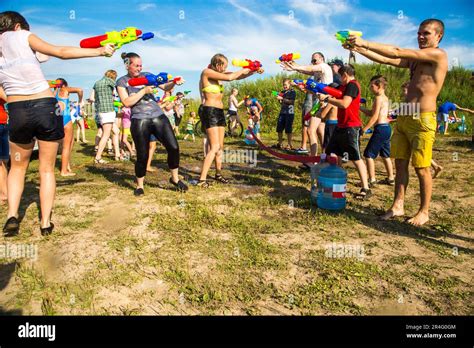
[391,112,436,168]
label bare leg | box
[443,121,449,135]
[215,126,225,174]
[95,123,112,160]
[353,159,369,190]
[317,121,325,150]
[112,123,121,160]
[308,117,321,156]
[147,142,157,172]
[38,140,60,228]
[431,159,443,179]
[407,166,432,226]
[80,119,87,142]
[7,142,34,219]
[382,157,395,180]
[301,125,308,150]
[61,122,75,176]
[381,159,408,220]
[277,132,283,146]
[365,157,376,182]
[287,133,293,149]
[0,160,8,203]
[200,127,221,181]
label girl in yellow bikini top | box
[202,83,224,94]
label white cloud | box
[138,3,157,11]
[444,44,474,68]
[272,14,305,30]
[228,0,264,22]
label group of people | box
[0,10,469,238]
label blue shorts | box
[276,113,294,134]
[363,123,391,159]
[0,124,9,161]
[150,134,157,142]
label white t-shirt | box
[228,95,238,112]
[313,62,333,84]
[0,30,49,95]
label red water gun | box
[276,52,301,63]
[232,58,262,71]
[80,27,154,49]
[128,73,183,87]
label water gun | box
[299,79,343,99]
[293,79,306,88]
[162,95,177,103]
[48,80,63,88]
[183,90,191,95]
[80,27,154,49]
[128,73,183,87]
[276,52,301,64]
[271,91,284,98]
[335,30,363,45]
[303,100,322,121]
[232,59,262,71]
[114,100,123,108]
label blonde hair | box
[209,53,228,70]
[105,70,117,80]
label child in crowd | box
[273,79,296,150]
[184,111,196,142]
[360,75,395,186]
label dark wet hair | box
[420,18,445,43]
[339,64,355,77]
[56,78,68,87]
[0,11,30,34]
[370,75,387,88]
[121,52,141,65]
[312,52,325,62]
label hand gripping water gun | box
[295,79,343,99]
[271,91,284,98]
[232,58,262,71]
[335,30,362,45]
[114,100,123,108]
[276,52,301,64]
[80,27,154,49]
[48,80,64,88]
[303,100,322,121]
[128,73,183,87]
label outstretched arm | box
[347,35,446,64]
[351,47,409,68]
[209,68,254,81]
[454,104,474,113]
[28,34,115,60]
[281,61,322,75]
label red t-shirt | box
[0,100,7,124]
[337,79,362,128]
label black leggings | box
[131,114,180,178]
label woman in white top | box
[282,52,333,159]
[228,88,244,134]
[0,11,115,236]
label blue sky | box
[4,0,474,99]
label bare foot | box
[432,165,443,179]
[60,172,76,177]
[146,167,157,173]
[407,211,429,226]
[380,206,405,220]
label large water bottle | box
[317,155,347,211]
[310,154,328,205]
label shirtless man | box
[346,18,448,226]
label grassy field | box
[0,127,472,316]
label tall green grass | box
[183,65,473,135]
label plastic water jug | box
[317,155,347,211]
[310,154,328,205]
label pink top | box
[122,107,131,128]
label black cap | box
[329,59,344,67]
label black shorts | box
[323,121,338,149]
[174,113,182,127]
[199,105,226,130]
[276,113,294,134]
[228,110,238,117]
[8,97,64,144]
[325,126,362,161]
